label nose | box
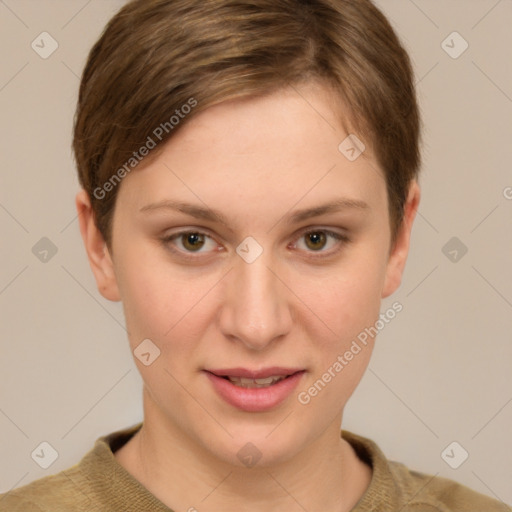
[218,249,293,351]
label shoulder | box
[0,423,144,512]
[0,467,89,512]
[342,430,510,512]
[388,459,511,511]
[0,488,43,512]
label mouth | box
[204,367,305,412]
[219,374,290,388]
[206,367,304,387]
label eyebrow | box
[139,198,369,226]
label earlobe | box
[75,189,121,302]
[381,181,420,298]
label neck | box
[115,391,372,512]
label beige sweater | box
[0,423,509,511]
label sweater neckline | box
[80,423,399,511]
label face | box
[78,81,418,468]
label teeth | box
[227,375,286,388]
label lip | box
[207,367,303,379]
[204,368,306,412]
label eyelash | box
[160,228,350,260]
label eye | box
[162,230,219,254]
[161,228,349,259]
[293,229,348,255]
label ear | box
[382,181,420,298]
[75,189,121,302]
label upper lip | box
[206,367,304,379]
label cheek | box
[297,254,387,344]
[291,249,387,403]
[294,273,379,415]
[114,248,202,345]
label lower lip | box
[205,371,305,412]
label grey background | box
[1,0,511,505]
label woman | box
[1,0,507,510]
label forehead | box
[115,83,386,220]
[169,82,360,162]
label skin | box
[76,81,420,512]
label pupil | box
[183,233,204,251]
[307,232,326,250]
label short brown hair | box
[73,0,421,246]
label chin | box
[200,419,312,470]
